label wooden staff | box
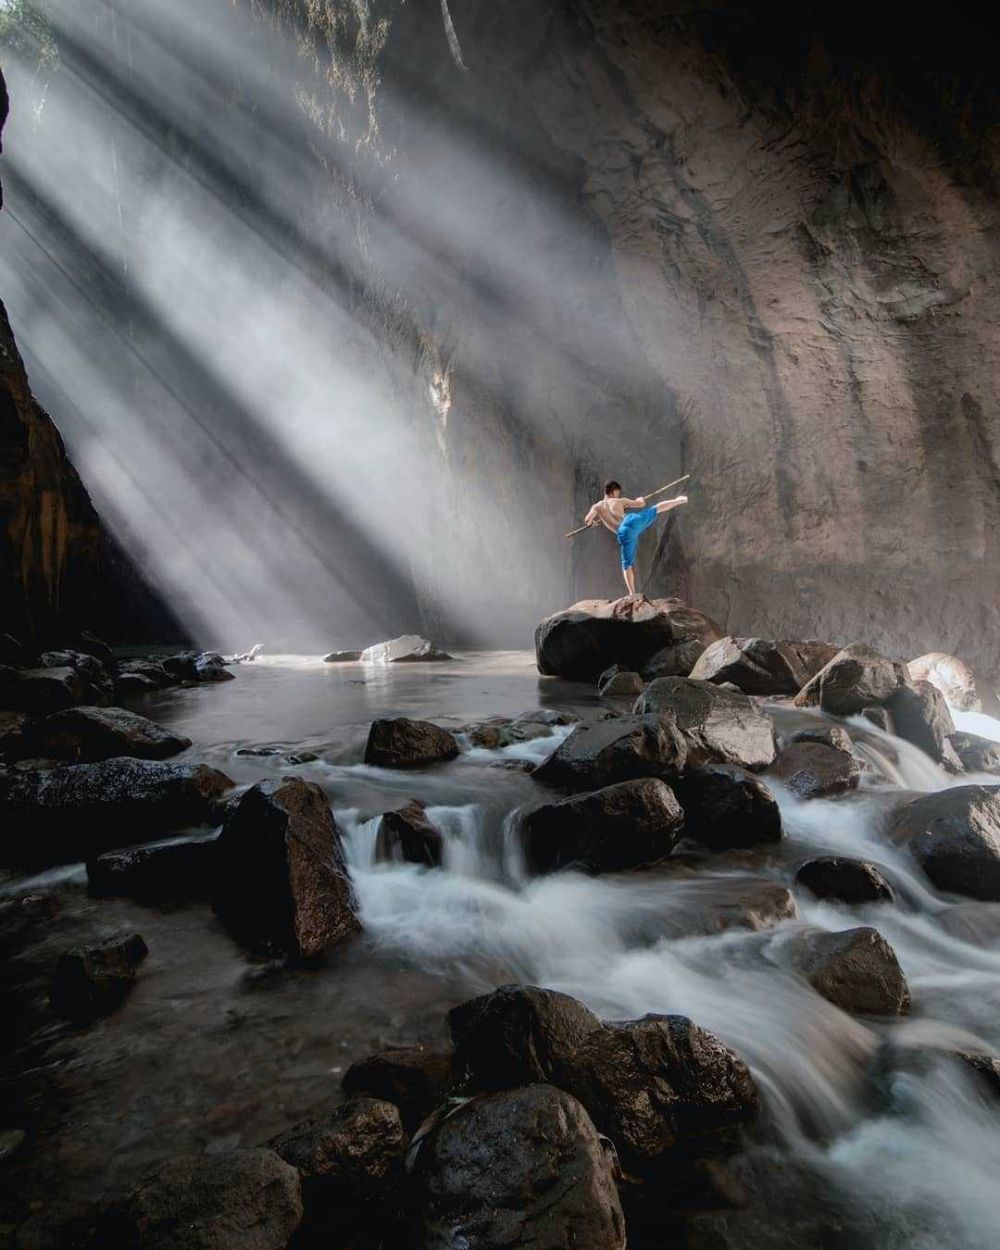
[565,474,691,538]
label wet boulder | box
[322,649,362,663]
[364,718,459,768]
[598,666,645,698]
[768,740,860,799]
[414,1084,626,1250]
[532,714,689,790]
[360,635,452,663]
[212,777,361,959]
[794,644,905,715]
[87,837,217,904]
[886,680,956,764]
[0,665,86,714]
[672,764,781,849]
[518,777,684,874]
[888,785,1000,900]
[795,857,894,904]
[50,931,149,1021]
[374,800,443,866]
[634,678,777,773]
[789,927,910,1015]
[690,637,838,696]
[641,638,708,680]
[536,596,722,682]
[15,706,191,764]
[108,1148,302,1250]
[0,758,234,867]
[269,1097,404,1231]
[342,1047,456,1134]
[949,731,1000,775]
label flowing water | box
[5,651,1000,1246]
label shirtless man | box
[584,480,688,597]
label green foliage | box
[0,0,59,71]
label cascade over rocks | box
[634,677,777,772]
[212,777,361,958]
[518,777,685,873]
[672,764,782,849]
[788,927,911,1015]
[107,1149,303,1250]
[50,931,149,1021]
[886,680,957,764]
[535,598,722,683]
[0,758,233,867]
[888,785,1000,900]
[949,732,1000,775]
[768,740,861,799]
[364,717,459,768]
[794,644,905,715]
[342,1047,457,1134]
[795,858,894,904]
[414,1085,626,1250]
[690,637,839,696]
[374,799,443,866]
[14,705,191,764]
[360,634,452,663]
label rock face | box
[795,858,894,905]
[364,718,459,768]
[0,758,233,866]
[212,778,361,958]
[415,1085,626,1250]
[109,1149,303,1250]
[789,927,910,1015]
[536,598,722,682]
[50,931,149,1021]
[15,706,191,764]
[672,765,782,849]
[374,799,443,866]
[888,786,1000,900]
[360,635,452,663]
[634,678,777,772]
[768,740,861,799]
[690,637,838,696]
[794,645,904,715]
[518,777,684,873]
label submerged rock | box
[795,857,894,904]
[415,1085,626,1250]
[886,680,956,764]
[342,1047,457,1134]
[87,837,217,904]
[888,785,1000,900]
[690,637,838,696]
[768,740,861,799]
[364,718,459,768]
[532,714,688,790]
[50,931,149,1021]
[949,731,1000,775]
[15,705,191,764]
[108,1149,302,1250]
[360,635,452,663]
[535,597,722,682]
[212,777,361,959]
[518,777,684,874]
[794,644,904,715]
[672,764,781,849]
[0,758,233,867]
[374,799,443,866]
[463,717,553,749]
[789,927,910,1015]
[634,677,777,773]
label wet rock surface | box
[886,680,957,764]
[768,740,861,799]
[364,717,459,768]
[789,927,910,1015]
[672,764,782,850]
[795,858,894,905]
[889,785,1000,900]
[342,1047,456,1134]
[533,714,688,789]
[634,678,777,773]
[50,931,149,1021]
[690,637,839,696]
[374,799,443,866]
[794,644,904,715]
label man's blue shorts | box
[616,506,658,570]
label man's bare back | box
[587,494,645,533]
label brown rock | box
[795,857,894,904]
[888,785,1000,900]
[374,800,443,866]
[672,764,782,849]
[50,931,149,1021]
[794,644,904,715]
[769,740,860,798]
[342,1047,456,1134]
[641,639,708,680]
[690,637,838,695]
[598,666,646,698]
[634,677,777,772]
[364,718,459,768]
[16,705,191,763]
[886,680,956,763]
[790,927,910,1015]
[532,714,689,790]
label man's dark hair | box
[604,479,622,496]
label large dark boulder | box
[374,799,443,866]
[888,785,1000,900]
[0,665,86,714]
[360,634,452,663]
[0,758,233,867]
[789,927,910,1015]
[949,732,1000,775]
[518,777,684,873]
[768,740,861,799]
[364,718,459,768]
[212,777,361,959]
[87,837,217,904]
[634,678,777,772]
[108,1149,303,1250]
[533,715,688,790]
[50,931,149,1021]
[15,705,191,764]
[795,858,894,904]
[886,680,956,763]
[269,1097,404,1230]
[672,764,781,849]
[794,644,905,714]
[536,597,722,682]
[342,1047,456,1134]
[414,1085,626,1250]
[690,637,839,696]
